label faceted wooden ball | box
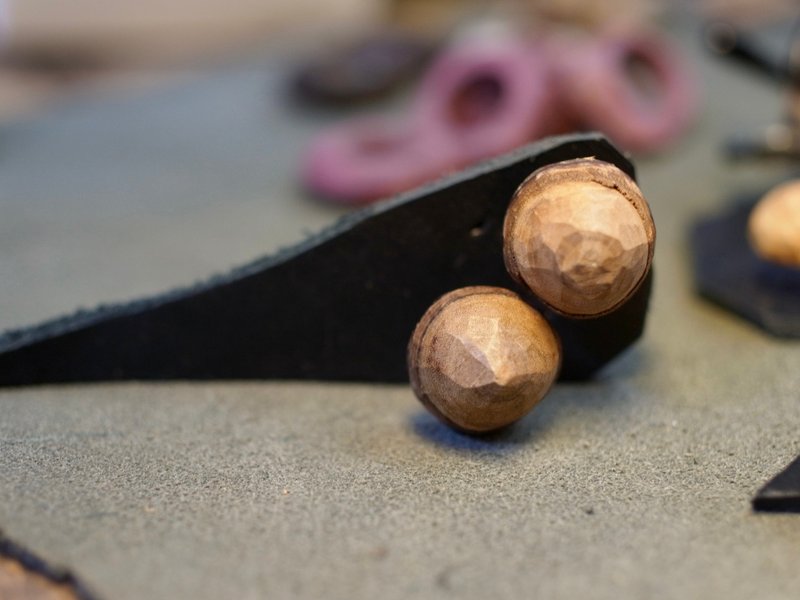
[748,179,800,266]
[503,158,655,318]
[407,286,561,434]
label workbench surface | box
[1,22,799,600]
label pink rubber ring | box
[302,37,564,204]
[413,38,561,167]
[300,30,697,203]
[555,31,697,153]
[300,117,454,204]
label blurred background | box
[1,0,799,330]
[3,4,800,598]
[0,0,797,120]
[0,0,797,113]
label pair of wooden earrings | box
[407,158,656,434]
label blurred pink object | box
[302,37,564,204]
[412,38,562,168]
[301,118,454,203]
[554,30,697,153]
[302,28,698,204]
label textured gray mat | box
[1,21,799,600]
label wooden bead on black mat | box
[503,158,655,318]
[407,286,561,434]
[748,179,800,267]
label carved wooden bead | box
[503,158,655,318]
[407,286,561,434]
[748,179,800,267]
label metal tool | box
[0,133,651,387]
[706,18,800,160]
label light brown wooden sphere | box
[503,158,655,318]
[748,179,800,267]
[407,286,561,434]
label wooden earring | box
[747,178,800,267]
[408,157,655,434]
[407,286,561,434]
[503,158,655,318]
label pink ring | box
[301,37,563,204]
[555,31,698,153]
[414,38,560,166]
[300,117,454,204]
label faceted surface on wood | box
[0,532,96,600]
[408,286,560,434]
[504,159,655,318]
[748,178,800,266]
[0,557,78,600]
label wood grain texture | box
[0,557,78,600]
[748,179,800,267]
[503,158,655,318]
[407,286,561,434]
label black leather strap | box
[0,133,650,386]
[753,454,800,512]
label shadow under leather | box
[410,346,650,454]
[592,343,651,382]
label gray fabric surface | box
[1,21,799,600]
